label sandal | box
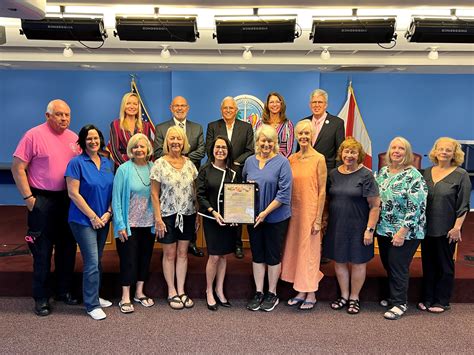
[133,296,154,308]
[118,300,134,314]
[298,300,317,311]
[347,299,360,315]
[416,302,429,311]
[331,297,348,310]
[287,297,305,307]
[179,294,194,309]
[427,304,451,314]
[167,295,184,310]
[384,304,407,320]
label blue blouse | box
[376,166,428,240]
[112,160,155,238]
[65,153,114,227]
[243,154,292,223]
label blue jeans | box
[70,222,109,312]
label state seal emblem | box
[234,95,264,130]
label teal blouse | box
[376,166,428,240]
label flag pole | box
[129,74,155,126]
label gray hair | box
[46,99,68,114]
[294,119,314,138]
[309,89,328,102]
[126,133,153,160]
[384,136,414,167]
[220,96,237,108]
[255,124,280,155]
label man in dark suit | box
[205,96,254,259]
[300,89,345,171]
[154,96,206,257]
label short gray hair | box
[126,133,153,160]
[255,124,280,155]
[309,89,328,102]
[220,96,237,108]
[294,119,314,138]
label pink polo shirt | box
[13,122,80,191]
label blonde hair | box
[337,137,366,164]
[126,133,152,160]
[119,92,143,133]
[385,136,414,167]
[294,119,314,139]
[255,124,279,155]
[429,137,465,166]
[163,126,190,155]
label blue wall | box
[1,69,473,204]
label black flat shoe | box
[188,243,204,257]
[55,292,79,305]
[34,300,51,316]
[207,302,218,311]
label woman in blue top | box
[375,136,428,320]
[243,124,292,312]
[65,125,114,320]
[112,133,155,314]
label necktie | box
[178,122,184,129]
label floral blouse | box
[376,166,428,240]
[149,157,198,231]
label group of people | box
[12,89,470,321]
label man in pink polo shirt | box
[12,99,80,316]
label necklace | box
[133,163,151,186]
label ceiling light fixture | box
[242,46,253,60]
[320,46,331,60]
[428,46,439,60]
[63,44,73,57]
[160,44,171,59]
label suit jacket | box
[299,112,345,170]
[205,119,254,166]
[153,119,205,169]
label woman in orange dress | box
[280,119,327,310]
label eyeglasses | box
[310,100,326,105]
[172,104,188,109]
[214,145,228,150]
[222,106,236,111]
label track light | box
[320,46,331,60]
[63,44,73,58]
[160,44,171,59]
[242,46,252,60]
[428,47,439,60]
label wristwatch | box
[366,227,375,233]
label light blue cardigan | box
[112,160,155,238]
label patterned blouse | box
[376,166,428,240]
[255,119,294,157]
[107,118,155,168]
[149,157,198,231]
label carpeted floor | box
[1,297,473,354]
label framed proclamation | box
[223,183,257,224]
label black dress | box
[197,163,239,255]
[323,167,379,264]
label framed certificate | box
[223,183,257,224]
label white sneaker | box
[87,308,106,320]
[99,297,112,308]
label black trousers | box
[116,227,155,286]
[27,189,77,301]
[421,235,456,306]
[377,235,420,307]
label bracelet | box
[106,210,113,217]
[209,208,214,214]
[23,194,34,200]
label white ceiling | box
[0,1,473,73]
